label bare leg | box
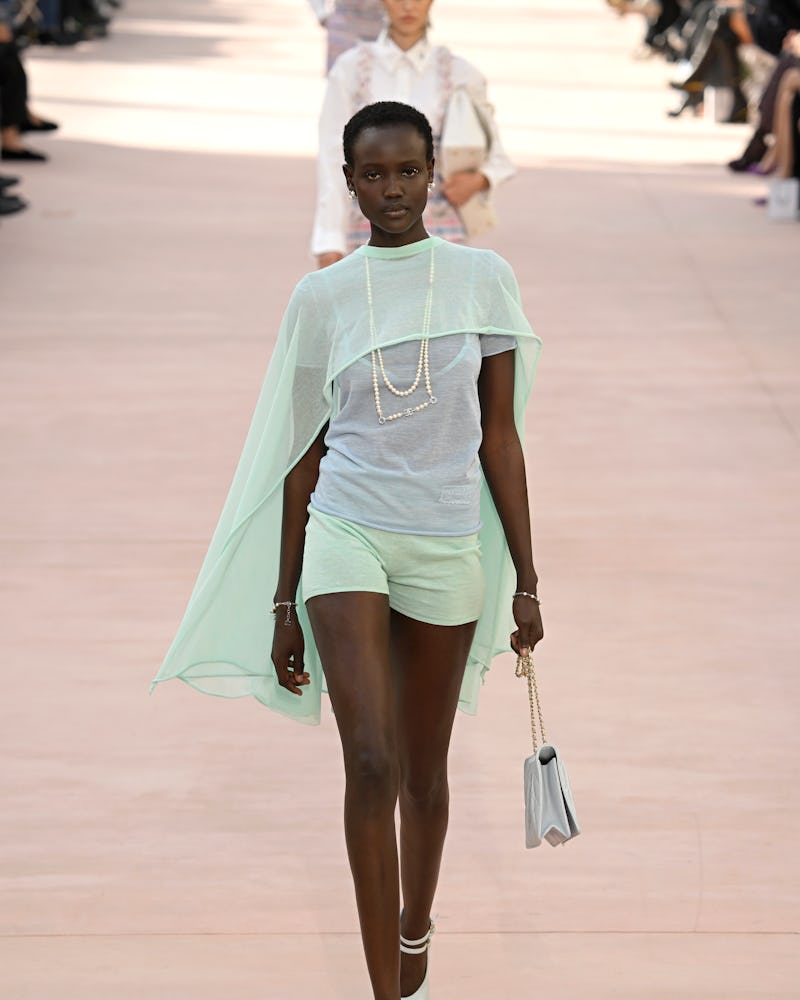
[391,611,477,997]
[728,10,753,46]
[306,591,401,1000]
[1,126,23,152]
[760,142,777,174]
[307,593,478,998]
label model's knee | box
[345,744,399,807]
[401,768,449,812]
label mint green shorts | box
[302,508,485,626]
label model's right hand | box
[317,252,344,269]
[271,621,310,696]
[510,596,544,659]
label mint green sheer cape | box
[151,237,542,724]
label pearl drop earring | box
[428,180,435,191]
[348,188,357,200]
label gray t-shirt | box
[310,333,516,535]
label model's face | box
[382,0,434,42]
[344,124,434,247]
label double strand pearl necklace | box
[364,246,437,425]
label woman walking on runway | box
[153,102,542,1000]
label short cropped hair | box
[343,101,435,166]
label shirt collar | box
[376,28,433,75]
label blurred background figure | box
[14,0,116,45]
[0,0,120,218]
[0,170,26,214]
[729,29,800,170]
[312,0,515,268]
[308,0,383,72]
[607,0,681,58]
[606,0,800,121]
[605,0,800,208]
[59,0,114,40]
[759,55,800,175]
[1,0,53,162]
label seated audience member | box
[668,3,750,121]
[760,62,800,175]
[1,1,58,160]
[605,0,800,216]
[0,0,120,225]
[609,1,800,123]
[729,30,800,169]
[12,0,116,46]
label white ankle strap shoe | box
[400,917,435,1000]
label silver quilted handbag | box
[516,653,580,849]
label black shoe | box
[0,194,28,216]
[728,131,768,172]
[1,147,48,162]
[668,91,702,118]
[0,174,20,191]
[37,28,85,45]
[20,117,60,134]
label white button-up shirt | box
[312,30,516,256]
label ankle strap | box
[400,917,435,955]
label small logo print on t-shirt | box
[439,485,472,505]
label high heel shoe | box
[400,917,435,1000]
[667,90,703,118]
[728,130,768,172]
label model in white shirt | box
[312,0,515,266]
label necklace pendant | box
[404,407,413,417]
[378,416,387,425]
[430,396,437,404]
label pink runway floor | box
[1,1,799,996]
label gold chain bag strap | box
[516,652,580,849]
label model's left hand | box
[510,596,544,658]
[441,171,489,207]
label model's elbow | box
[480,424,519,460]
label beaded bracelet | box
[271,600,297,625]
[513,591,541,605]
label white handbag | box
[767,178,800,221]
[516,653,580,849]
[439,88,496,238]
